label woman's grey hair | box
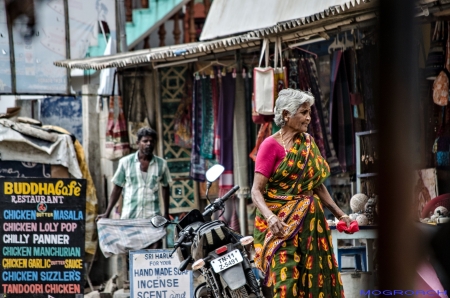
[274,88,315,127]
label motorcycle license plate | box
[211,249,243,273]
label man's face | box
[138,135,155,156]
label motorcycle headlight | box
[192,259,205,270]
[240,236,254,246]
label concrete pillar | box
[82,84,104,206]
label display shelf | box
[356,173,378,178]
[355,130,378,193]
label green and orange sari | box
[254,133,345,298]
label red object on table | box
[336,220,360,234]
[421,193,450,218]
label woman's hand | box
[340,216,352,226]
[267,215,289,238]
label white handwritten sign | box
[130,249,193,298]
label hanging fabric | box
[330,50,355,172]
[218,72,236,195]
[200,75,215,158]
[112,91,130,159]
[105,73,116,160]
[190,74,206,181]
[288,58,299,89]
[357,45,377,130]
[300,58,326,158]
[127,69,150,149]
[304,57,341,174]
[105,72,130,160]
[212,71,220,158]
[347,46,365,119]
[243,67,255,185]
[297,57,326,158]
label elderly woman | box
[252,89,352,298]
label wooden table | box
[330,226,378,272]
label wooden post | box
[125,0,132,22]
[144,36,150,49]
[141,0,149,9]
[173,12,181,45]
[183,7,190,43]
[158,24,166,47]
[189,1,196,42]
[203,0,211,16]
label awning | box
[54,0,378,70]
[54,37,262,70]
[200,0,371,41]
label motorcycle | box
[151,164,263,298]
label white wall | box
[0,96,16,113]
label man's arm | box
[96,184,123,221]
[161,185,170,219]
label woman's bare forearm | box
[251,173,273,218]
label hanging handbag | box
[426,21,445,81]
[253,38,275,116]
[433,21,450,106]
[273,36,287,102]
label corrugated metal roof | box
[200,0,371,41]
[54,37,262,70]
[54,0,376,70]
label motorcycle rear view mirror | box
[205,164,225,202]
[206,164,225,182]
[151,215,168,228]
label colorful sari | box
[254,133,345,298]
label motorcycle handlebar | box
[169,233,186,257]
[202,185,240,217]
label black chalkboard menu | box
[0,178,86,298]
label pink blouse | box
[254,136,286,178]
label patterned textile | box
[357,45,377,130]
[266,197,345,298]
[214,68,222,158]
[97,218,166,258]
[112,96,130,158]
[218,72,236,192]
[190,76,206,181]
[112,152,172,219]
[288,59,298,89]
[305,58,341,175]
[212,76,220,158]
[299,58,326,158]
[254,133,344,297]
[331,51,355,172]
[201,76,215,158]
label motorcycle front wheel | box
[226,286,249,298]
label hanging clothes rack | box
[195,60,236,75]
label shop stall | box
[53,0,450,295]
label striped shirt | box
[112,152,172,219]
